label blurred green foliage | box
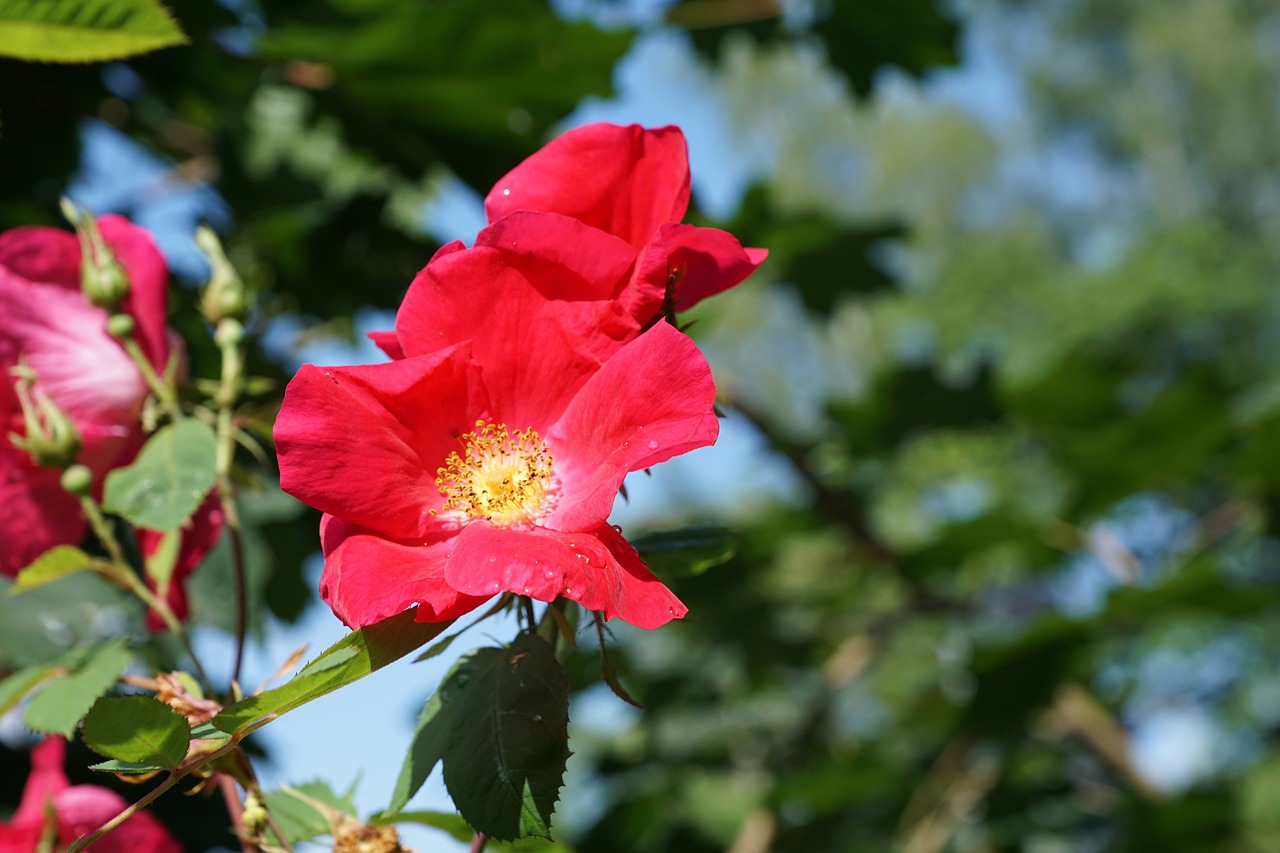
[3,0,1280,851]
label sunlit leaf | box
[103,417,217,531]
[82,694,190,769]
[23,639,131,737]
[0,0,188,63]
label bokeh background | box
[4,0,1280,850]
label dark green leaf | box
[632,526,736,577]
[387,634,570,841]
[23,639,131,737]
[82,694,190,769]
[212,609,450,735]
[102,417,217,531]
[0,0,188,63]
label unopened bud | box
[8,367,81,469]
[60,464,93,496]
[196,226,250,324]
[62,198,130,309]
[214,317,244,349]
[106,313,135,340]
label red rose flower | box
[276,247,718,630]
[0,738,181,853]
[484,121,767,313]
[0,216,171,575]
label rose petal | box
[0,454,87,577]
[659,223,768,311]
[319,514,488,628]
[546,321,719,532]
[395,242,634,427]
[485,123,691,250]
[275,345,488,540]
[444,521,685,630]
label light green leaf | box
[103,417,217,531]
[0,0,188,63]
[82,694,190,769]
[0,665,55,716]
[386,635,570,841]
[264,780,359,844]
[212,609,450,736]
[23,639,131,737]
[143,528,182,594]
[89,759,165,775]
[9,546,96,593]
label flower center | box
[434,420,555,527]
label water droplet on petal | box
[647,440,658,449]
[543,569,556,579]
[502,188,511,196]
[488,555,497,563]
[522,586,532,594]
[486,581,501,594]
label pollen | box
[434,420,555,527]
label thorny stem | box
[78,495,214,689]
[66,770,179,853]
[214,318,249,694]
[68,734,242,853]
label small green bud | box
[196,226,250,324]
[62,199,130,309]
[214,317,244,349]
[106,313,135,340]
[8,367,81,469]
[60,464,93,496]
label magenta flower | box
[0,738,181,853]
[484,121,767,313]
[276,233,719,630]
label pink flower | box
[0,738,181,853]
[276,238,719,630]
[484,122,767,313]
[0,216,171,575]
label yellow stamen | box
[433,420,555,527]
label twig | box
[469,831,487,853]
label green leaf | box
[0,0,188,63]
[9,546,95,593]
[387,634,570,841]
[103,417,217,532]
[412,630,461,664]
[143,528,182,594]
[82,694,190,769]
[89,759,165,775]
[379,810,472,843]
[631,526,736,577]
[264,781,358,844]
[23,639,131,737]
[0,664,54,716]
[212,609,450,736]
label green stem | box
[79,494,214,690]
[67,736,246,853]
[65,770,179,853]
[214,319,248,693]
[121,337,178,411]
